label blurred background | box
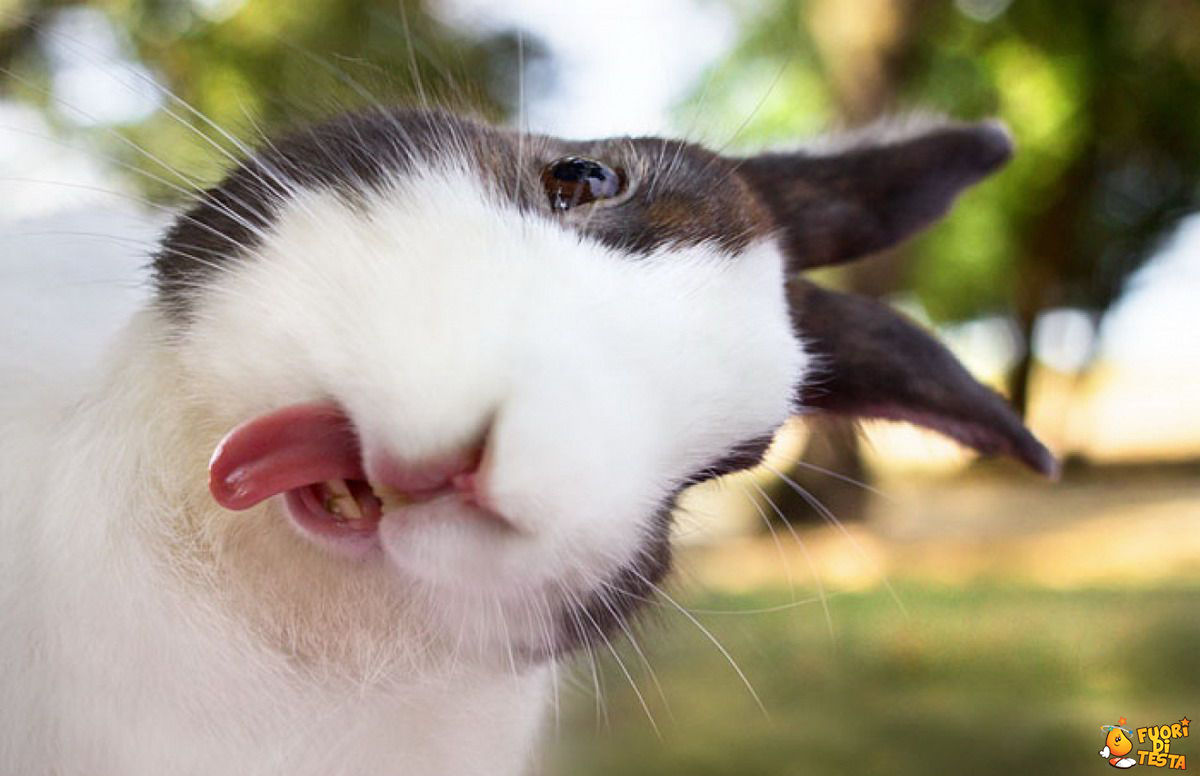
[1,1,1197,773]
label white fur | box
[0,167,805,774]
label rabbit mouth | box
[208,401,499,550]
[207,401,672,657]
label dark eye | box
[541,156,625,212]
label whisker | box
[611,585,838,616]
[593,582,674,723]
[567,587,662,739]
[0,79,205,195]
[529,590,562,740]
[272,41,421,170]
[396,1,430,111]
[737,481,798,599]
[701,58,796,196]
[748,479,835,646]
[674,51,721,149]
[763,462,908,618]
[0,178,241,253]
[625,570,768,717]
[11,23,300,208]
[0,119,277,246]
[711,54,793,159]
[686,593,843,616]
[514,30,526,207]
[489,593,520,683]
[558,585,609,733]
[788,457,897,501]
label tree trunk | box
[763,416,872,526]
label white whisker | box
[763,462,908,618]
[594,581,674,723]
[567,587,662,739]
[627,570,768,717]
[789,457,897,501]
[749,479,836,646]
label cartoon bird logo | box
[1100,717,1137,769]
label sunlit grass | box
[548,584,1199,776]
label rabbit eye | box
[541,156,625,211]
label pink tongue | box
[208,402,365,511]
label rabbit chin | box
[165,485,671,671]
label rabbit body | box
[0,313,550,775]
[0,108,1047,776]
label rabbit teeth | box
[322,479,364,520]
[320,480,410,519]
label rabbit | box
[0,107,1055,775]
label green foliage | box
[683,1,1200,328]
[0,0,518,199]
[673,0,834,147]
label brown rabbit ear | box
[738,120,1013,269]
[790,279,1058,477]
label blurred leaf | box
[687,0,1200,409]
[0,0,527,198]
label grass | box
[544,584,1200,775]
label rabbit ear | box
[738,120,1012,269]
[790,279,1058,477]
